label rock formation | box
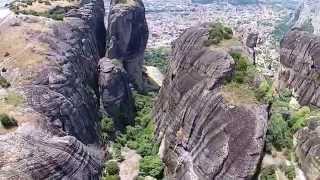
[295,118,320,180]
[0,0,107,178]
[292,0,320,35]
[154,23,268,180]
[279,29,320,180]
[105,0,149,91]
[246,33,259,49]
[278,30,320,107]
[98,57,135,130]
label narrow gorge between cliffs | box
[1,0,320,180]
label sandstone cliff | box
[295,118,320,180]
[278,30,320,107]
[0,0,106,178]
[278,29,320,179]
[105,0,149,91]
[154,23,268,180]
[292,0,320,35]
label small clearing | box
[119,148,141,180]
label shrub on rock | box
[0,114,17,128]
[105,161,120,176]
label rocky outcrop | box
[154,23,268,180]
[292,0,320,35]
[0,0,107,178]
[106,0,149,91]
[246,32,259,48]
[0,124,102,179]
[279,29,320,180]
[98,57,135,130]
[278,30,320,107]
[295,118,320,180]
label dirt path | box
[119,148,142,180]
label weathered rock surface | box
[246,32,259,48]
[295,118,320,180]
[292,0,320,35]
[106,0,149,91]
[0,0,107,178]
[154,23,268,180]
[0,124,102,179]
[279,29,320,180]
[98,57,135,130]
[278,30,320,107]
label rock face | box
[0,124,102,179]
[98,57,135,130]
[279,30,320,180]
[246,32,259,48]
[292,0,320,35]
[295,118,320,180]
[105,0,149,91]
[0,0,107,178]
[154,23,268,180]
[278,30,320,107]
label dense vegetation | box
[144,48,170,74]
[100,116,115,144]
[266,89,314,153]
[101,92,164,179]
[205,23,233,46]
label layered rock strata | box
[0,0,107,178]
[105,0,149,91]
[98,57,135,130]
[278,30,320,107]
[154,23,268,180]
[279,29,320,180]
[292,0,320,35]
[295,118,320,180]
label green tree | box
[105,161,120,176]
[101,116,115,142]
[266,113,292,151]
[139,155,164,179]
